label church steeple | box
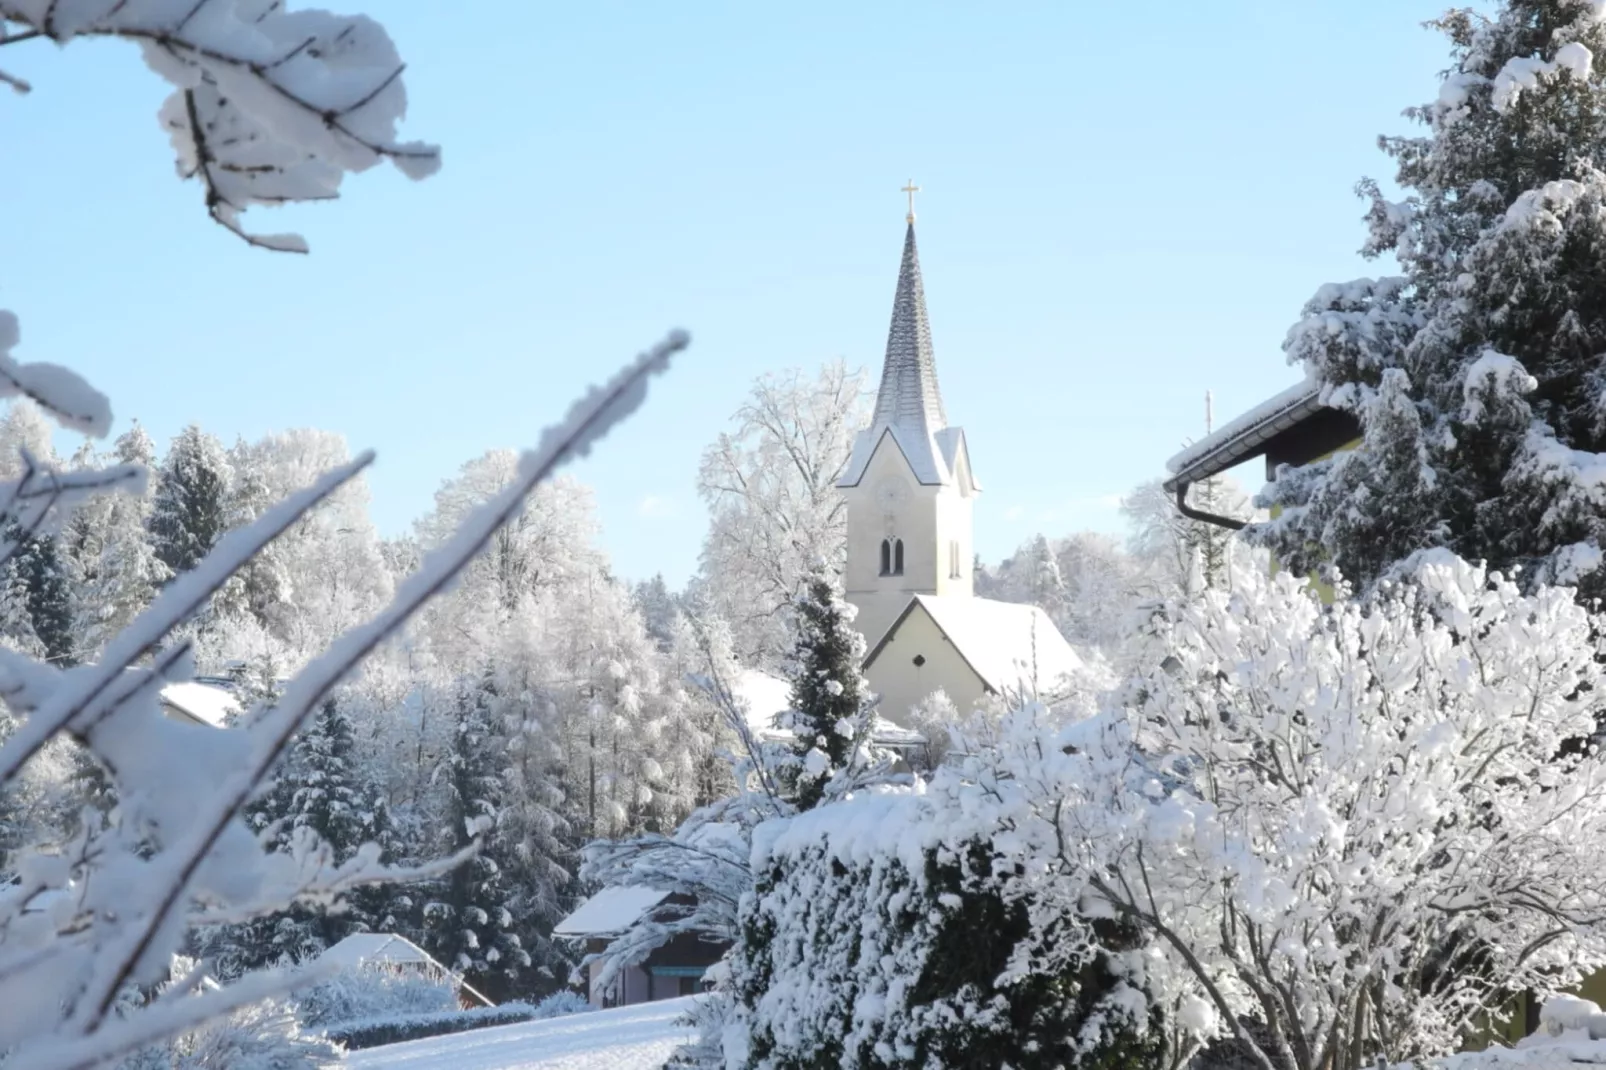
[870,223,948,438]
[837,192,980,648]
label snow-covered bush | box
[998,552,1606,1070]
[0,4,687,1065]
[292,964,457,1031]
[115,958,340,1070]
[724,789,1164,1070]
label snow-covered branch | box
[1,0,440,251]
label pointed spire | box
[871,222,947,435]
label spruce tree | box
[148,424,231,581]
[782,563,873,811]
[421,671,531,1001]
[67,424,169,656]
[1258,1,1606,601]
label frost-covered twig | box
[0,0,441,250]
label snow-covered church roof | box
[865,595,1085,699]
[838,223,979,491]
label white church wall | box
[844,433,929,646]
[865,604,988,726]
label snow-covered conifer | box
[1259,1,1606,598]
[421,671,533,1001]
[780,563,878,810]
[149,424,232,581]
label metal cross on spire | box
[902,179,920,224]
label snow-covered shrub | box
[292,964,457,1031]
[114,958,340,1070]
[530,989,592,1019]
[724,790,1163,1070]
[160,995,341,1070]
[1001,552,1606,1070]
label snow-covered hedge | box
[323,989,591,1051]
[725,791,1162,1070]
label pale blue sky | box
[0,1,1454,588]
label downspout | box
[1173,480,1246,531]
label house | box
[554,886,726,1009]
[836,202,1086,722]
[157,679,240,728]
[316,932,493,1009]
[1162,377,1359,536]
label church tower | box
[837,192,980,648]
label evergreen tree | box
[1258,1,1606,600]
[781,564,874,811]
[10,526,73,665]
[1022,533,1067,618]
[421,671,531,1002]
[630,573,680,652]
[70,424,170,656]
[149,424,232,581]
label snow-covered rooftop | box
[1163,377,1322,491]
[157,680,240,728]
[317,932,446,973]
[868,595,1085,699]
[554,886,671,939]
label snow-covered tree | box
[0,399,57,478]
[992,551,1606,1070]
[578,622,792,1031]
[1123,476,1251,601]
[421,671,534,1002]
[0,5,686,1061]
[631,573,680,652]
[149,425,232,582]
[779,563,881,811]
[696,361,870,669]
[1257,1,1606,599]
[63,425,170,658]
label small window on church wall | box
[948,541,961,579]
[893,539,905,576]
[879,538,892,576]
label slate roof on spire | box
[839,223,978,489]
[873,223,946,433]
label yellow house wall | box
[864,604,988,726]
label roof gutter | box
[1174,480,1246,532]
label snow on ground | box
[342,996,698,1070]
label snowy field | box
[342,997,698,1070]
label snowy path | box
[342,997,698,1070]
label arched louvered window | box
[893,538,905,576]
[880,538,893,576]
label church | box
[839,195,1084,724]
